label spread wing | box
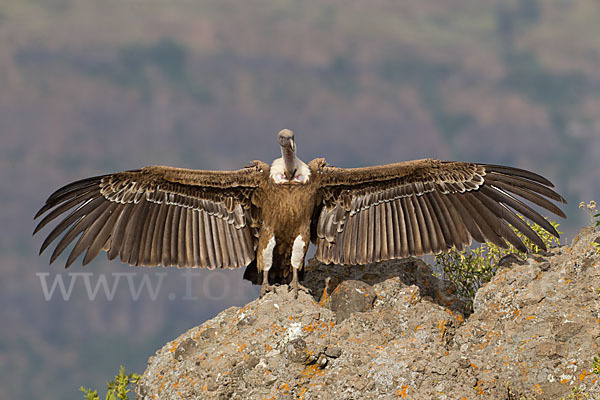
[312,158,566,265]
[34,162,269,269]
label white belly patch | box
[291,235,306,269]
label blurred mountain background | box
[1,0,600,398]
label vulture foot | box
[291,280,311,299]
[291,266,310,298]
[260,283,277,298]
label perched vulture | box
[35,129,566,297]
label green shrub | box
[593,353,600,375]
[435,215,561,311]
[80,366,140,400]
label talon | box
[291,265,310,298]
[260,284,277,298]
[292,281,311,299]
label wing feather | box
[177,207,188,267]
[389,200,401,257]
[39,196,104,255]
[393,198,408,257]
[485,171,563,200]
[435,191,469,250]
[367,203,375,262]
[418,195,443,253]
[412,196,431,255]
[191,210,201,267]
[485,177,566,218]
[129,200,151,266]
[197,211,209,267]
[83,203,123,265]
[224,218,237,267]
[425,192,452,250]
[108,204,134,260]
[359,199,368,263]
[374,205,381,262]
[35,179,100,219]
[379,202,389,260]
[150,202,168,265]
[384,201,394,258]
[210,214,223,267]
[483,164,554,186]
[50,199,109,265]
[34,188,97,234]
[464,192,515,248]
[68,202,117,267]
[342,207,354,263]
[167,205,181,266]
[140,199,160,265]
[405,197,419,255]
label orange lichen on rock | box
[279,383,290,393]
[396,385,409,398]
[169,340,179,353]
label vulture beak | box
[289,138,295,153]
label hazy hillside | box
[1,0,600,398]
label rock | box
[284,338,311,364]
[304,257,468,314]
[136,228,600,400]
[554,322,583,342]
[173,338,199,361]
[324,346,342,358]
[497,252,524,269]
[572,226,595,246]
[329,280,376,322]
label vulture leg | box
[291,266,310,299]
[260,272,276,298]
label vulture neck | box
[282,146,297,180]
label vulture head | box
[275,128,307,182]
[278,128,295,153]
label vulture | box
[35,129,566,297]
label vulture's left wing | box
[312,158,566,265]
[34,163,268,269]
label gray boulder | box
[136,229,600,399]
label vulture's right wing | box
[34,162,269,269]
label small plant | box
[435,215,561,311]
[593,353,600,375]
[560,386,600,400]
[579,201,600,230]
[558,352,600,399]
[580,201,600,254]
[80,366,140,400]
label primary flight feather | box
[35,129,566,297]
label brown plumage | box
[34,129,566,297]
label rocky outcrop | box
[136,229,600,399]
